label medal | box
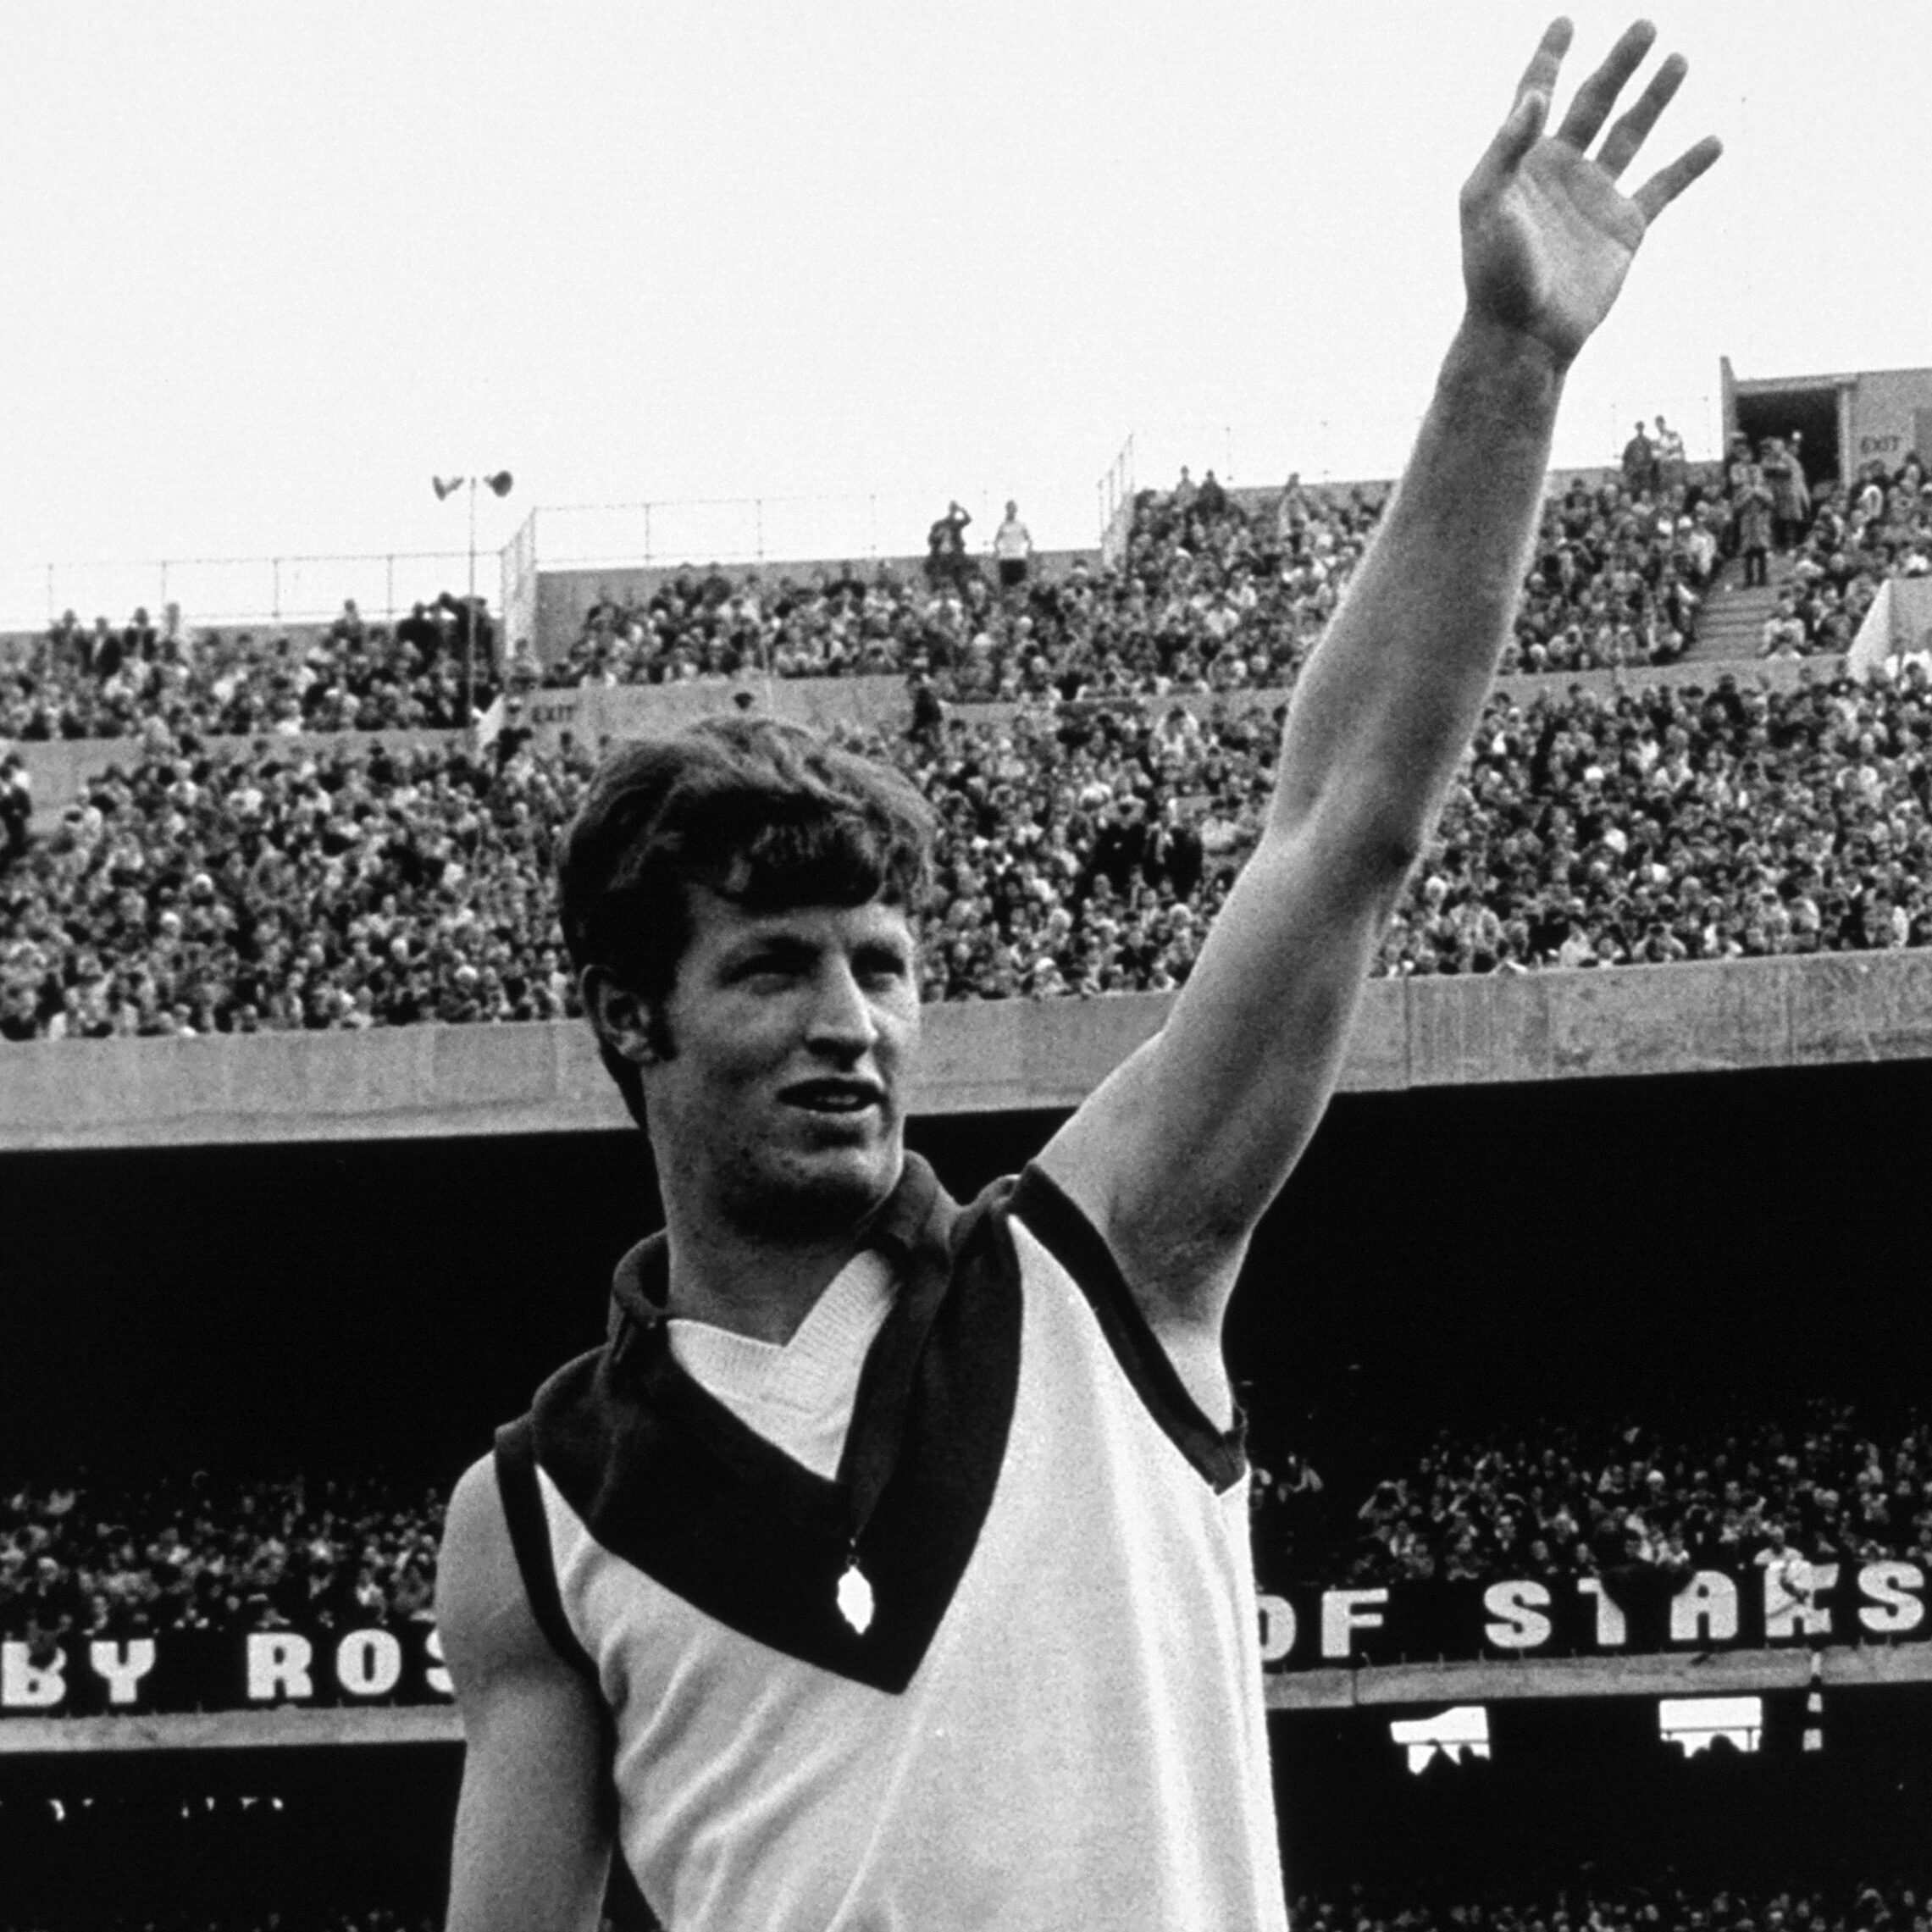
[837,1560,875,1635]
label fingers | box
[1554,18,1658,151]
[1631,135,1724,224]
[1472,85,1551,193]
[1594,50,1687,181]
[1513,16,1574,110]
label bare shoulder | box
[436,1451,556,1687]
[438,1453,616,1932]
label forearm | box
[1273,313,1565,869]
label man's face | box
[641,886,920,1239]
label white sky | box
[0,2,1922,592]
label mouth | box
[779,1077,887,1119]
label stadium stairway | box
[1685,559,1780,664]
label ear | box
[581,965,667,1067]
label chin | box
[733,1143,901,1241]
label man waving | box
[436,23,1719,1931]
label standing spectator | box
[1653,414,1687,495]
[1276,472,1311,545]
[992,500,1034,592]
[1736,461,1774,587]
[925,501,972,590]
[1622,419,1658,499]
[1762,436,1805,552]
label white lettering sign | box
[246,1633,315,1702]
[1,1642,65,1709]
[1483,1580,1552,1650]
[1764,1559,1838,1641]
[88,1640,158,1706]
[1576,1576,1627,1647]
[1670,1571,1740,1644]
[336,1630,403,1699]
[1321,1588,1388,1659]
[424,1625,453,1698]
[1858,1560,1926,1635]
[1255,1595,1298,1664]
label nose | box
[805,957,880,1061]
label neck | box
[660,1185,895,1347]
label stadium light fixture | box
[430,472,517,722]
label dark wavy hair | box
[557,716,936,1125]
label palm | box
[1460,19,1721,368]
[1467,137,1645,363]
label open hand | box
[1460,18,1721,367]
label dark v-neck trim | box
[612,1154,953,1541]
[524,1154,1022,1692]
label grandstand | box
[8,451,1932,1924]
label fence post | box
[272,559,282,622]
[756,497,765,563]
[45,563,54,626]
[387,555,396,620]
[644,503,652,566]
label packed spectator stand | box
[8,658,1932,1038]
[8,1400,1932,1644]
[0,1472,440,1651]
[8,445,1932,1042]
[1254,1400,1932,1589]
[545,461,1719,697]
[0,596,493,744]
[1290,1886,1932,1932]
[4,1896,1927,1932]
[0,1913,438,1932]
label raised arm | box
[1038,19,1719,1380]
[438,1454,616,1932]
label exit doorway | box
[1734,386,1841,490]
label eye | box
[730,946,806,986]
[855,944,911,988]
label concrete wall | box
[1847,366,1932,473]
[514,677,916,753]
[10,950,1932,1151]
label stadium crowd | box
[0,598,491,743]
[1763,454,1932,657]
[12,658,1932,1035]
[543,462,1722,700]
[1293,1885,1932,1932]
[0,737,589,1038]
[10,1402,1932,1644]
[1255,1401,1932,1587]
[0,1890,1920,1932]
[0,1915,439,1932]
[12,435,1930,752]
[0,1472,441,1648]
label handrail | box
[0,550,479,636]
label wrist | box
[1445,310,1570,418]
